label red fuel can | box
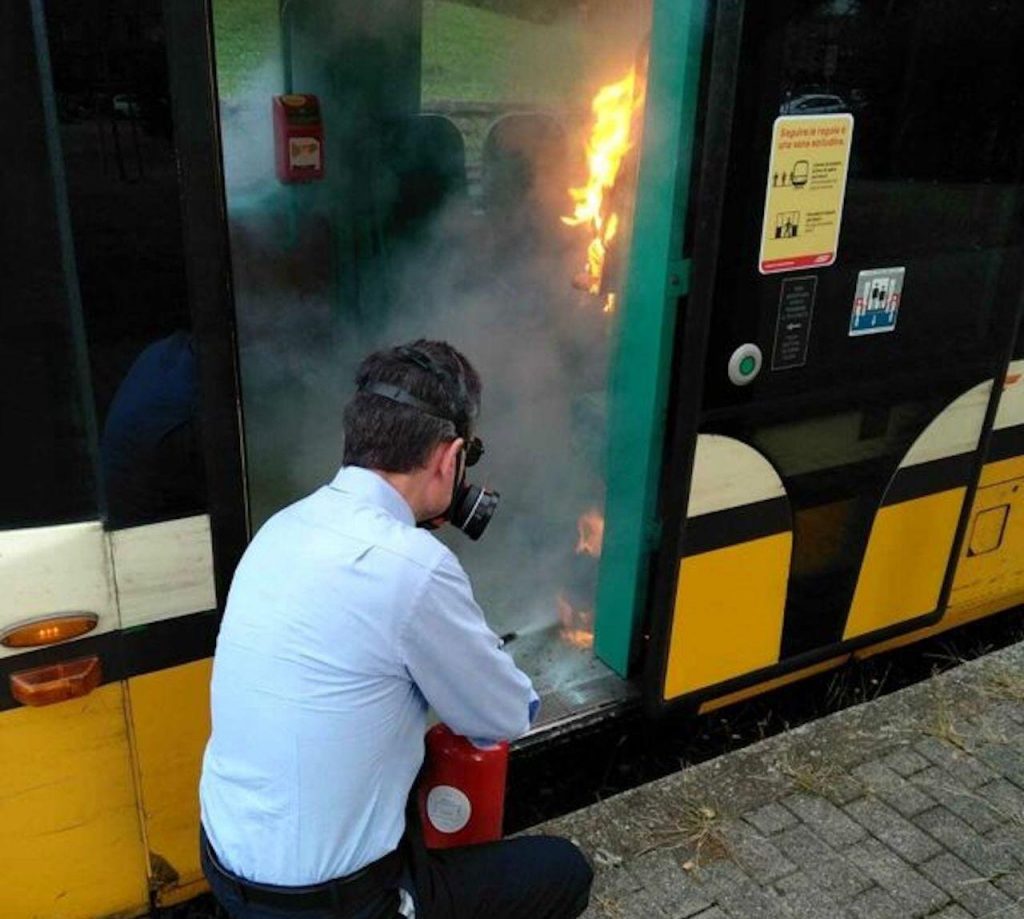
[273,94,324,183]
[417,724,509,849]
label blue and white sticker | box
[850,266,905,336]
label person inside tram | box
[99,329,205,528]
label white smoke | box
[217,1,651,697]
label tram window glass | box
[41,0,208,529]
[214,0,650,713]
[700,0,1024,413]
[1,0,98,529]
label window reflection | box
[1,0,98,528]
[100,331,203,528]
[43,0,207,528]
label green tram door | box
[646,0,1024,712]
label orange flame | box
[557,593,595,649]
[555,509,605,648]
[575,509,605,558]
[563,68,644,301]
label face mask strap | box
[394,346,475,429]
[450,447,467,514]
[361,382,452,421]
[361,383,481,462]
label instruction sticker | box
[771,275,817,370]
[759,114,854,275]
[849,266,905,336]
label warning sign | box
[759,114,854,275]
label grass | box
[776,752,861,803]
[422,0,585,105]
[211,0,587,106]
[983,665,1024,704]
[925,700,971,751]
[921,676,989,752]
[634,800,726,867]
[212,0,280,99]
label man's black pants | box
[201,831,593,919]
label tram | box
[3,0,1024,915]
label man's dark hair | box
[343,340,482,472]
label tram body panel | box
[661,379,1019,704]
[843,489,965,639]
[0,518,218,915]
[113,520,219,907]
[0,685,150,919]
[0,521,149,918]
[111,518,217,632]
[697,654,850,716]
[856,368,1024,658]
[671,369,1024,701]
[946,469,1024,618]
[646,0,1024,711]
[665,435,792,699]
[126,658,215,907]
[667,533,792,699]
[844,380,991,640]
[951,365,1024,617]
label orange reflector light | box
[0,613,98,649]
[10,656,102,706]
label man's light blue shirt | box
[199,466,537,885]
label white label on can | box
[426,785,472,834]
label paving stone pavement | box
[536,641,1024,918]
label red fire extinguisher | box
[417,724,509,849]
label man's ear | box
[438,438,465,479]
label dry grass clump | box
[776,751,859,802]
[634,799,727,868]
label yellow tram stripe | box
[698,655,850,714]
[665,532,791,700]
[979,455,1024,488]
[843,489,965,640]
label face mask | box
[445,437,499,541]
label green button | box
[739,355,757,376]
